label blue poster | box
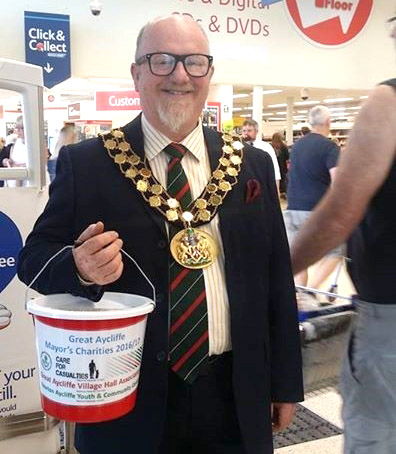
[0,212,23,293]
[24,11,71,89]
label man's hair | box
[135,14,210,60]
[242,119,259,130]
[301,126,311,135]
[308,105,330,127]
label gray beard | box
[157,101,192,135]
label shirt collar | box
[141,114,205,162]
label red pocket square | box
[245,179,261,204]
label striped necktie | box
[164,142,209,383]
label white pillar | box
[286,96,294,146]
[208,84,233,129]
[252,86,263,138]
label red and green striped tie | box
[164,142,209,383]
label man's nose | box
[170,61,190,82]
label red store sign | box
[96,90,141,111]
[286,0,373,47]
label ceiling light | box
[261,89,283,95]
[268,117,285,121]
[298,110,308,113]
[232,107,243,111]
[268,103,287,108]
[324,97,354,103]
[276,111,287,115]
[262,112,275,116]
[294,100,319,106]
[232,94,249,99]
[240,114,251,117]
[360,95,369,99]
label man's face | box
[241,125,257,142]
[131,17,214,136]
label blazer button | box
[158,240,167,249]
[156,351,166,362]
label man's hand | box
[271,402,296,432]
[72,221,124,285]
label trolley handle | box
[25,245,156,308]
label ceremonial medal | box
[170,227,218,269]
[101,128,245,269]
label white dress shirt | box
[252,139,281,181]
[141,114,231,355]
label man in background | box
[291,15,396,454]
[242,119,281,192]
[284,105,342,293]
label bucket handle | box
[25,245,156,308]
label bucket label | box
[35,319,147,406]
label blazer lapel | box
[203,126,223,173]
[120,114,167,238]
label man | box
[284,105,342,292]
[241,119,281,192]
[18,15,303,454]
[291,18,396,454]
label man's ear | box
[208,64,214,82]
[131,63,140,92]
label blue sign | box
[24,11,71,89]
[0,212,23,293]
[260,0,283,5]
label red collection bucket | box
[27,292,154,423]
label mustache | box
[162,85,195,92]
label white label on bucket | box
[35,318,147,406]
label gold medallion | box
[226,167,238,177]
[151,184,163,195]
[166,209,178,221]
[105,139,116,150]
[113,130,124,139]
[213,169,225,180]
[170,228,218,269]
[119,141,130,152]
[207,183,218,193]
[126,167,137,179]
[115,153,126,164]
[219,180,232,192]
[219,157,230,167]
[130,155,140,165]
[140,168,152,178]
[136,180,148,192]
[209,194,222,206]
[195,198,207,209]
[149,196,161,207]
[230,155,242,165]
[198,209,211,222]
[168,198,180,209]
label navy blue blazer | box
[18,115,303,454]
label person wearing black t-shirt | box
[284,105,341,292]
[291,15,396,453]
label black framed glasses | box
[136,53,213,77]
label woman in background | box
[48,123,76,182]
[271,132,290,199]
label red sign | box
[68,102,80,120]
[0,106,3,120]
[285,0,373,47]
[96,91,141,111]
